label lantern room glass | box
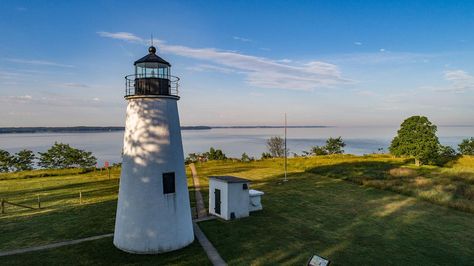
[135,63,170,79]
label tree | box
[458,137,474,155]
[0,149,13,172]
[325,137,345,154]
[310,145,328,156]
[389,116,440,166]
[261,152,272,159]
[266,136,286,158]
[12,149,35,171]
[38,142,97,169]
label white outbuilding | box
[209,176,264,220]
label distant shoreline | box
[0,125,332,134]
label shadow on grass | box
[1,237,211,266]
[306,160,474,213]
[0,199,118,251]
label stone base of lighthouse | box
[114,96,194,254]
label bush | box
[458,138,474,155]
[186,147,227,163]
[38,142,97,169]
[185,153,200,164]
[205,147,227,160]
[305,137,345,156]
[311,145,329,156]
[435,145,458,166]
[261,152,273,159]
[241,152,253,162]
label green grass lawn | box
[0,167,211,265]
[194,156,474,265]
[1,155,473,265]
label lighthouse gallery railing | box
[125,74,179,97]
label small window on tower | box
[163,172,175,194]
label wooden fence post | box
[1,198,4,214]
[79,191,82,205]
[108,167,111,180]
[37,195,41,209]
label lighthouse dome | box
[134,46,171,67]
[126,46,179,98]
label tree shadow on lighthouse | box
[114,46,194,254]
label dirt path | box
[189,163,207,219]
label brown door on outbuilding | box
[214,189,221,215]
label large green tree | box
[389,116,440,166]
[38,142,97,169]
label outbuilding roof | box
[209,176,250,183]
[134,46,171,66]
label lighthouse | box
[114,45,194,253]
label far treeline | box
[0,142,97,172]
[186,116,474,166]
[0,125,329,134]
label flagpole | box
[284,113,288,182]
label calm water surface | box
[0,126,472,166]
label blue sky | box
[0,0,473,127]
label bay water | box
[0,126,472,166]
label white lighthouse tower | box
[114,45,194,254]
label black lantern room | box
[125,46,179,98]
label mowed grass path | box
[1,155,473,265]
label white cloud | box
[0,95,33,104]
[439,70,474,93]
[98,31,350,91]
[326,52,433,65]
[58,82,90,88]
[354,42,362,46]
[187,64,236,74]
[249,92,264,97]
[379,48,386,52]
[97,31,143,43]
[233,36,252,42]
[0,94,109,107]
[0,70,20,80]
[6,58,73,68]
